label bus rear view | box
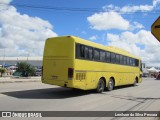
[42,36,142,93]
[42,36,75,88]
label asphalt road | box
[0,77,160,120]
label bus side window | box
[116,54,120,64]
[106,51,111,63]
[100,51,105,62]
[127,57,130,65]
[94,49,100,61]
[131,58,134,66]
[80,45,85,58]
[84,46,89,59]
[111,53,116,63]
[88,47,93,60]
[133,59,136,66]
[123,56,127,65]
[120,55,123,64]
[130,58,133,66]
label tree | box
[16,62,36,77]
[0,68,6,77]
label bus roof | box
[48,36,141,60]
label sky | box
[0,0,160,66]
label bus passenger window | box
[130,58,133,66]
[120,55,123,64]
[106,51,111,62]
[94,49,100,61]
[116,54,120,64]
[123,56,127,65]
[88,47,93,60]
[111,53,116,63]
[80,45,85,58]
[127,57,130,65]
[84,46,89,59]
[133,59,136,66]
[100,51,105,62]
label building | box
[0,57,42,67]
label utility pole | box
[3,48,5,68]
[27,53,29,63]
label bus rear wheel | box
[107,78,114,91]
[96,79,105,93]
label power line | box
[0,3,160,15]
[1,3,100,12]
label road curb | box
[0,77,41,83]
[0,80,41,83]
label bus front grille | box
[76,73,86,80]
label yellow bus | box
[42,36,142,93]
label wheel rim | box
[100,82,104,91]
[108,80,113,90]
[98,80,104,92]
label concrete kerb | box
[0,76,41,83]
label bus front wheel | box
[96,79,105,93]
[133,78,137,86]
[107,78,114,91]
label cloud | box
[87,11,144,31]
[87,0,159,31]
[103,0,160,14]
[87,2,150,31]
[130,22,145,30]
[0,0,12,4]
[107,30,160,66]
[153,0,160,7]
[120,5,153,13]
[87,12,130,30]
[89,35,98,41]
[0,1,57,57]
[102,0,160,13]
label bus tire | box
[133,78,137,86]
[107,78,114,91]
[96,79,105,93]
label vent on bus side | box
[76,73,86,80]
